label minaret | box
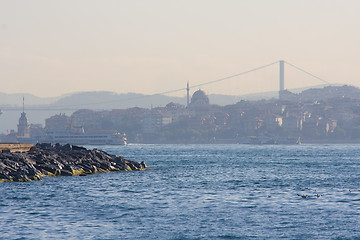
[186,81,190,107]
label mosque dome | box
[190,89,209,106]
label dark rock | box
[91,165,98,173]
[37,164,61,175]
[126,162,138,170]
[0,172,11,181]
[36,143,52,149]
[114,161,126,170]
[99,162,110,171]
[63,164,74,172]
[140,161,147,169]
[78,162,93,173]
[29,146,38,153]
[60,169,73,176]
[0,143,147,182]
[62,144,71,151]
[72,145,87,151]
[132,161,141,169]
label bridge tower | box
[186,81,190,107]
[279,60,285,99]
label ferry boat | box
[238,135,301,145]
[39,127,127,146]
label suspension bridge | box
[2,60,331,112]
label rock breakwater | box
[0,143,147,182]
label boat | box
[238,135,301,145]
[39,127,127,146]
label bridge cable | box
[285,61,330,84]
[190,61,279,89]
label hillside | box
[1,85,360,110]
[49,92,185,109]
[0,93,60,107]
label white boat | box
[39,127,127,146]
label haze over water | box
[1,1,360,239]
[1,144,359,239]
[1,1,360,97]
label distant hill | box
[0,93,60,107]
[49,92,186,109]
[0,91,257,109]
[300,85,360,101]
[1,84,359,111]
[50,91,271,109]
[279,85,360,102]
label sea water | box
[0,144,359,239]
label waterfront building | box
[45,113,71,131]
[143,111,172,134]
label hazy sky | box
[1,0,359,97]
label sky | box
[0,0,360,98]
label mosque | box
[186,82,210,110]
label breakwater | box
[0,143,33,152]
[0,143,147,182]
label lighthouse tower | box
[17,97,30,138]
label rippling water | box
[1,144,360,239]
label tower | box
[17,97,30,138]
[279,60,285,99]
[186,81,190,107]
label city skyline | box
[1,0,359,97]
